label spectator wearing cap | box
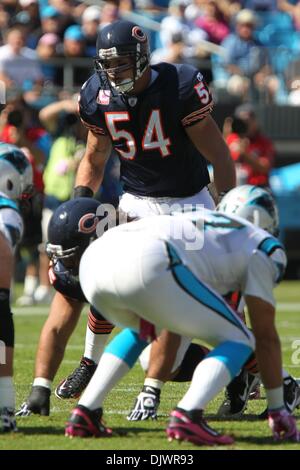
[63,25,90,87]
[37,33,62,86]
[15,0,41,49]
[40,5,61,36]
[216,9,279,102]
[0,27,44,90]
[224,103,275,187]
[81,5,101,57]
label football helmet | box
[0,143,33,200]
[94,20,150,94]
[46,198,101,271]
[218,185,279,236]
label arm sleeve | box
[243,247,287,307]
[78,80,108,136]
[0,208,23,250]
[179,66,214,127]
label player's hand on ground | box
[15,386,50,417]
[268,409,300,442]
[127,386,160,421]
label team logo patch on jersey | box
[128,97,137,107]
[97,89,111,105]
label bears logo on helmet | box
[46,198,101,271]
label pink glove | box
[268,409,300,442]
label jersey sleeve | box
[243,243,287,307]
[178,65,214,128]
[0,208,23,250]
[78,76,108,136]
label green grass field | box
[1,281,300,450]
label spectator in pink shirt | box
[195,0,230,44]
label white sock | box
[33,378,52,390]
[79,353,130,410]
[0,376,15,409]
[144,378,164,390]
[177,357,231,411]
[266,386,284,411]
[83,327,110,364]
[23,275,38,296]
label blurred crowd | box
[1,1,300,105]
[0,0,297,303]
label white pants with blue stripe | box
[80,232,255,353]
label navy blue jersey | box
[79,63,213,197]
[49,260,86,303]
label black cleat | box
[1,407,18,432]
[16,386,51,416]
[218,370,260,417]
[55,357,97,399]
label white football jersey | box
[0,191,23,250]
[106,208,286,306]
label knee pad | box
[0,288,14,347]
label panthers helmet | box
[217,185,279,236]
[0,143,33,200]
[46,198,101,270]
[94,20,150,94]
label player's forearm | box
[212,152,236,194]
[254,330,282,390]
[75,155,105,193]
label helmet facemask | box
[46,243,83,275]
[94,43,149,95]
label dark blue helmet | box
[46,198,101,270]
[94,20,150,94]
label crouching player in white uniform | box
[0,143,33,432]
[66,187,299,445]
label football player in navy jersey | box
[69,18,236,411]
[16,198,114,417]
[0,143,33,432]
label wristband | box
[73,186,94,199]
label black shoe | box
[1,407,18,432]
[16,386,51,417]
[65,405,112,438]
[55,357,97,399]
[127,385,160,421]
[218,370,260,417]
[259,376,300,420]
